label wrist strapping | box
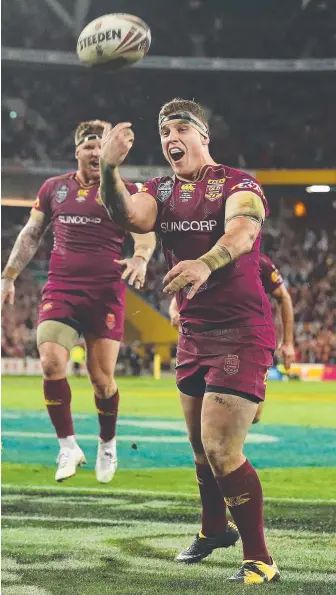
[2,267,18,281]
[198,244,232,272]
[133,248,150,262]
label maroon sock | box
[95,390,119,442]
[44,378,74,438]
[215,459,271,564]
[196,463,227,537]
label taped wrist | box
[2,267,18,281]
[198,244,232,272]
[133,248,150,262]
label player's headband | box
[76,134,102,147]
[159,112,209,138]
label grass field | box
[2,376,336,594]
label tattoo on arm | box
[100,161,131,225]
[2,213,47,280]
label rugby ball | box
[77,13,151,69]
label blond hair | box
[159,98,208,129]
[74,119,108,146]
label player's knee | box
[89,371,117,399]
[40,352,66,379]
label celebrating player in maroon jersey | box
[169,252,295,424]
[1,120,155,484]
[99,100,280,584]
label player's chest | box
[50,184,107,218]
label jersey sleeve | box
[32,179,53,219]
[260,254,284,295]
[124,180,140,195]
[225,172,268,217]
[141,177,161,199]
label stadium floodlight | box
[306,185,331,193]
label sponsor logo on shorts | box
[264,370,269,385]
[55,185,69,204]
[161,220,217,233]
[157,179,174,202]
[106,313,116,330]
[224,493,250,507]
[76,189,89,202]
[42,302,53,311]
[224,354,240,375]
[58,215,101,225]
[230,179,264,196]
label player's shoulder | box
[259,253,274,270]
[40,172,75,192]
[121,177,140,195]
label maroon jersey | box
[260,253,284,296]
[143,164,273,342]
[33,172,138,288]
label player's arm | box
[163,191,264,298]
[1,210,49,305]
[100,123,158,233]
[115,232,156,289]
[272,283,295,370]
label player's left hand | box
[278,342,295,370]
[163,260,211,299]
[115,256,148,290]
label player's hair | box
[75,119,108,146]
[159,98,208,129]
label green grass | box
[2,376,336,594]
[3,463,336,500]
[2,488,336,595]
[2,376,336,426]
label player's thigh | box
[37,320,78,378]
[85,335,120,380]
[201,392,258,457]
[180,392,205,457]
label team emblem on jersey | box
[271,270,282,284]
[95,189,103,205]
[76,189,88,202]
[42,302,53,311]
[157,179,174,202]
[180,183,195,201]
[55,185,69,204]
[205,179,224,201]
[106,313,116,330]
[224,354,239,375]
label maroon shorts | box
[38,281,126,341]
[176,325,275,402]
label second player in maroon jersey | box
[99,99,280,583]
[2,119,156,484]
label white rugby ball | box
[77,13,151,68]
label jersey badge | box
[180,183,195,202]
[76,189,89,202]
[224,354,240,375]
[205,179,224,201]
[157,179,174,202]
[106,313,116,330]
[55,185,69,204]
[42,302,53,311]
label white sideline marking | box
[2,430,279,444]
[2,484,335,504]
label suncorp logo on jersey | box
[58,215,101,224]
[161,220,217,233]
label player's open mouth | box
[90,161,99,169]
[169,148,185,163]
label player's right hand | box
[168,298,180,329]
[1,278,15,306]
[101,122,134,167]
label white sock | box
[100,437,115,449]
[58,435,77,449]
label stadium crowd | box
[3,0,335,58]
[2,68,335,169]
[2,208,335,365]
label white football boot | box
[95,437,117,483]
[55,445,86,482]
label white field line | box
[2,484,336,504]
[2,430,279,444]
